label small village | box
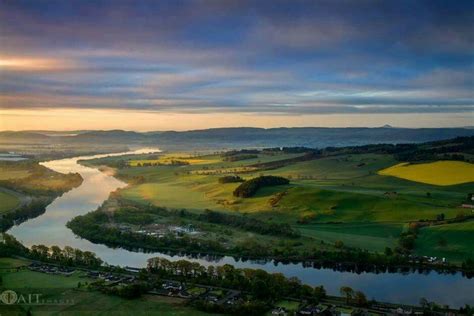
[114,223,200,239]
[20,261,460,316]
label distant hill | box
[1,127,474,149]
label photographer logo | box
[0,290,18,305]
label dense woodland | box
[233,175,290,198]
[218,175,244,183]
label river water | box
[7,148,473,307]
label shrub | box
[218,175,244,183]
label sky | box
[0,0,473,131]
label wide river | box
[8,149,473,307]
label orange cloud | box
[0,56,76,71]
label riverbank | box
[0,254,465,315]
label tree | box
[437,237,447,247]
[335,240,344,249]
[420,297,429,309]
[384,247,393,256]
[354,291,367,306]
[340,286,354,304]
[313,286,326,301]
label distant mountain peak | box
[381,124,393,128]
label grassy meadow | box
[0,190,20,213]
[81,148,474,261]
[415,220,474,262]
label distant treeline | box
[222,154,258,162]
[233,175,289,198]
[250,151,321,171]
[322,136,474,162]
[218,175,244,183]
[221,149,260,157]
[257,137,474,163]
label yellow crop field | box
[378,161,474,186]
[129,156,219,167]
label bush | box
[218,175,244,183]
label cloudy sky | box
[0,0,473,130]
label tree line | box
[0,234,103,268]
[147,257,328,303]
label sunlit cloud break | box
[0,0,473,129]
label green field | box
[0,190,20,213]
[298,222,404,252]
[81,149,474,262]
[415,221,474,262]
[0,258,216,316]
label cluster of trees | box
[222,154,258,162]
[398,223,419,252]
[67,215,228,255]
[221,149,259,157]
[218,175,244,183]
[198,209,300,238]
[0,197,52,232]
[233,175,289,198]
[340,286,368,306]
[0,234,30,257]
[134,160,189,167]
[147,257,327,303]
[249,151,321,171]
[320,136,474,163]
[30,244,103,267]
[194,299,268,316]
[0,233,103,268]
[67,211,301,259]
[262,147,317,154]
[92,280,149,299]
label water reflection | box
[7,148,474,307]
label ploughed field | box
[81,141,474,263]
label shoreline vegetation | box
[66,197,474,277]
[0,160,83,232]
[0,236,469,315]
